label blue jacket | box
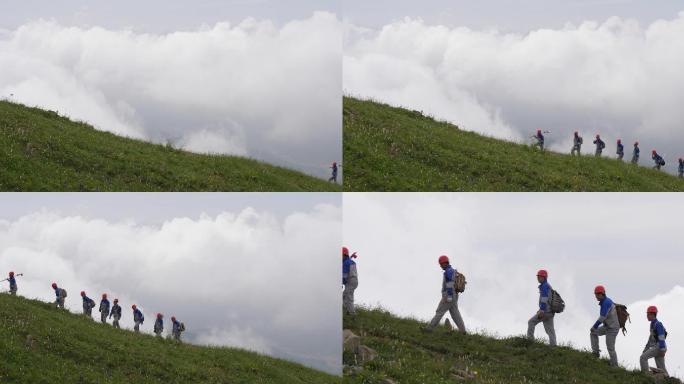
[110,304,122,318]
[593,297,616,329]
[9,276,16,288]
[653,153,664,164]
[342,257,357,284]
[82,296,95,308]
[617,143,624,154]
[634,146,640,156]
[650,319,667,350]
[442,265,457,298]
[538,280,550,311]
[54,287,61,298]
[172,319,181,333]
[154,318,164,332]
[536,132,544,144]
[133,308,144,322]
[679,161,684,172]
[100,298,110,313]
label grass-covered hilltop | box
[343,97,684,191]
[0,100,341,192]
[343,308,680,384]
[0,293,339,383]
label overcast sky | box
[0,193,342,374]
[344,193,684,378]
[0,1,341,178]
[344,3,684,175]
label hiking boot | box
[420,326,434,333]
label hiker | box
[329,162,338,183]
[81,291,96,318]
[424,255,466,334]
[533,129,544,151]
[52,282,66,309]
[571,131,583,156]
[342,246,358,316]
[527,270,557,346]
[593,135,605,157]
[616,139,624,161]
[110,299,122,328]
[132,305,144,333]
[632,142,640,164]
[679,158,684,178]
[171,316,184,341]
[652,150,665,170]
[154,313,164,337]
[6,271,17,295]
[99,294,110,324]
[640,306,668,376]
[590,285,619,366]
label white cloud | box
[343,193,684,378]
[0,12,342,178]
[0,204,342,374]
[344,13,684,172]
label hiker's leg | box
[590,327,602,354]
[527,314,541,340]
[447,296,466,333]
[640,347,658,372]
[655,350,668,375]
[543,313,557,346]
[605,330,618,366]
[428,299,449,328]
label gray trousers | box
[9,284,17,295]
[428,295,466,333]
[154,329,163,337]
[84,307,93,317]
[595,148,603,157]
[100,311,108,324]
[571,145,581,156]
[55,298,65,309]
[527,312,556,346]
[134,320,142,332]
[112,315,121,328]
[343,278,358,315]
[590,326,619,366]
[640,346,667,374]
[617,153,624,161]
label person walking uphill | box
[329,162,339,183]
[527,270,557,346]
[632,142,641,164]
[652,150,665,170]
[640,306,668,376]
[679,158,684,178]
[616,139,624,161]
[571,131,583,156]
[99,294,110,324]
[110,299,122,328]
[424,255,466,334]
[171,316,185,341]
[6,272,18,295]
[342,246,358,316]
[590,285,619,366]
[154,313,164,337]
[132,305,144,333]
[594,135,606,157]
[81,291,96,318]
[533,129,545,151]
[52,283,66,309]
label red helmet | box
[333,161,337,166]
[536,269,548,278]
[617,139,621,144]
[634,141,639,145]
[80,291,86,296]
[52,283,58,288]
[596,134,600,138]
[438,255,449,264]
[9,271,14,276]
[114,299,119,303]
[157,313,162,318]
[132,304,137,309]
[102,293,107,299]
[537,129,541,133]
[652,149,656,154]
[342,247,349,256]
[594,285,606,295]
[171,316,176,321]
[647,306,658,314]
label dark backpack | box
[615,304,630,335]
[549,289,565,313]
[455,272,467,293]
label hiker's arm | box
[593,302,608,329]
[539,284,549,311]
[656,323,667,350]
[444,270,455,299]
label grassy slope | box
[343,308,680,384]
[343,97,684,191]
[0,294,339,383]
[0,100,341,191]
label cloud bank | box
[0,204,342,374]
[344,13,684,172]
[0,12,342,178]
[343,193,684,378]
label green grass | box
[0,100,341,191]
[343,308,680,384]
[0,293,339,383]
[343,96,684,191]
